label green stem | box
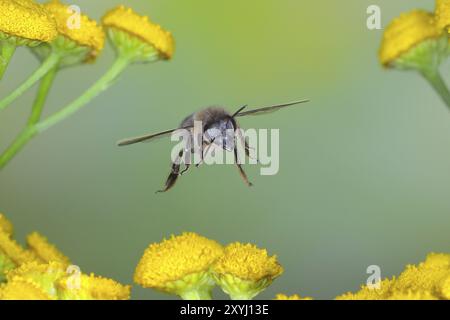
[28,65,58,125]
[0,56,130,169]
[0,66,58,169]
[0,126,37,169]
[0,52,60,113]
[36,56,130,133]
[228,293,254,300]
[420,69,450,111]
[179,288,213,300]
[0,42,16,81]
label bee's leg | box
[244,139,259,163]
[234,146,253,187]
[195,136,205,168]
[156,150,183,193]
[236,128,259,163]
[179,148,194,176]
[156,168,179,193]
[195,148,204,168]
[180,164,190,176]
[196,139,214,168]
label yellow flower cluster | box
[44,0,105,60]
[379,1,450,67]
[378,1,450,109]
[1,276,55,300]
[57,273,131,300]
[102,5,175,59]
[0,213,130,300]
[134,232,224,291]
[0,2,175,170]
[2,212,450,300]
[2,261,130,300]
[0,1,173,59]
[336,253,450,300]
[134,232,283,299]
[0,0,57,43]
[0,0,106,52]
[213,243,283,281]
[211,243,283,300]
[379,10,442,66]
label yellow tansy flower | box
[44,0,105,60]
[26,231,71,266]
[0,213,13,235]
[0,212,130,300]
[212,243,283,300]
[0,1,106,113]
[213,243,283,281]
[0,228,40,265]
[378,8,450,109]
[57,273,131,300]
[391,252,450,298]
[420,252,450,268]
[436,0,450,31]
[5,261,66,298]
[379,10,442,66]
[275,293,313,300]
[0,276,54,300]
[335,279,393,300]
[0,0,57,44]
[336,253,450,300]
[0,215,32,282]
[102,5,174,60]
[5,261,131,300]
[134,232,223,300]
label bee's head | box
[204,118,236,152]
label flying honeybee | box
[118,100,309,192]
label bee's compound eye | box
[226,120,234,130]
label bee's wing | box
[234,99,309,117]
[117,126,193,146]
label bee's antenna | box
[232,105,247,118]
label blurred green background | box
[1,0,450,299]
